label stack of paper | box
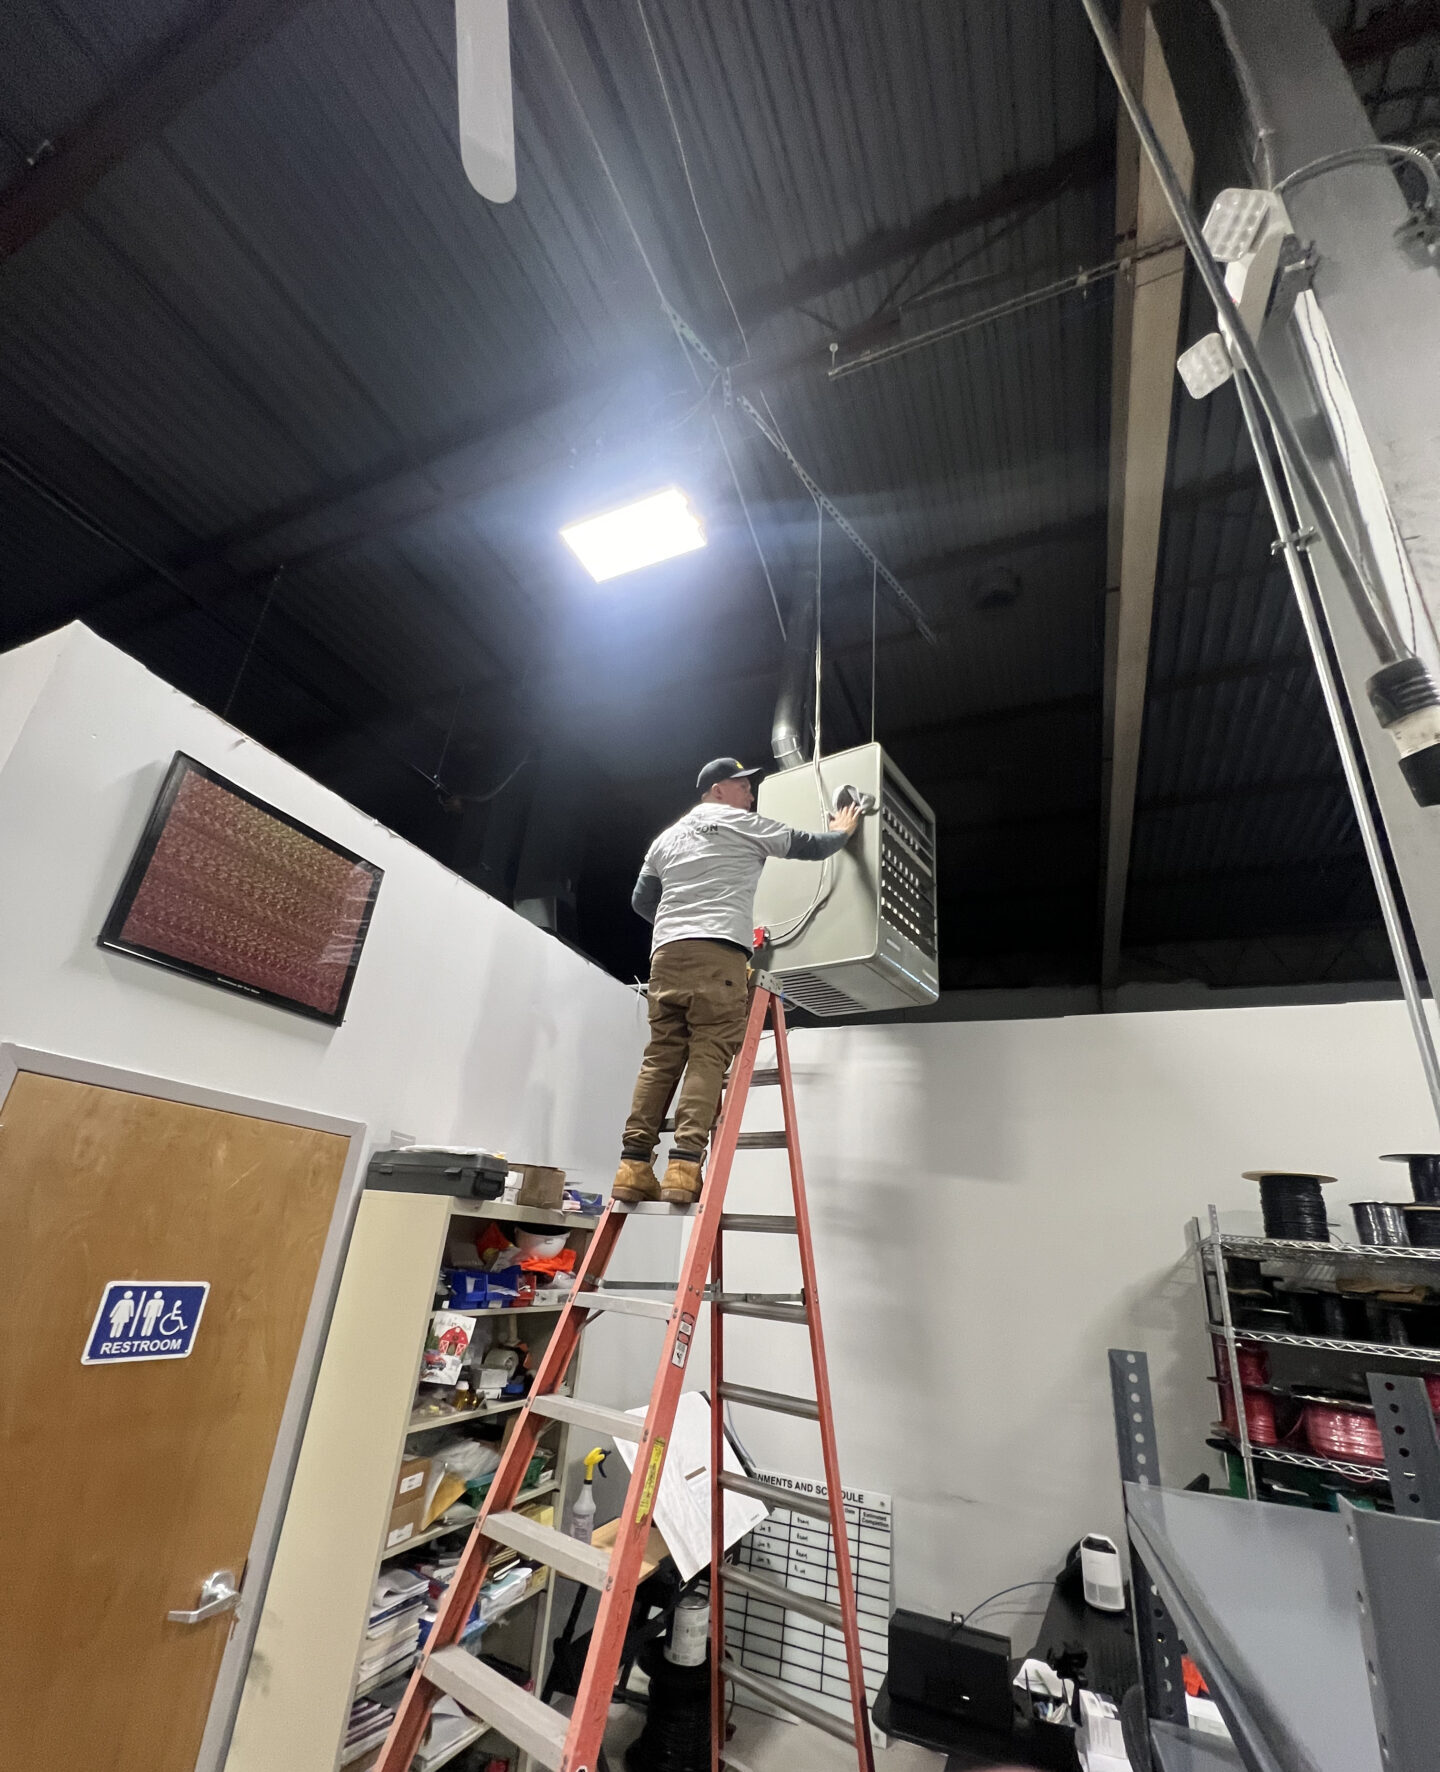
[418,1551,541,1645]
[421,1696,476,1764]
[358,1569,427,1685]
[342,1697,395,1764]
[612,1391,768,1581]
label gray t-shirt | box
[632,803,848,954]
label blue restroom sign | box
[82,1281,210,1365]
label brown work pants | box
[622,939,749,1160]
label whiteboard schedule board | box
[725,1470,892,1731]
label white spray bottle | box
[566,1446,607,1542]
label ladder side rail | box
[560,986,772,1772]
[771,1000,877,1772]
[376,1209,628,1771]
[709,1134,731,1772]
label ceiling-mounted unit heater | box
[754,742,938,1016]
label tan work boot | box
[612,1157,661,1203]
[659,1156,703,1205]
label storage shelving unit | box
[380,1479,560,1566]
[342,1192,602,1772]
[1189,1208,1440,1502]
[1202,1321,1440,1361]
[1125,1483,1382,1772]
[407,1398,529,1437]
[1109,1347,1440,1772]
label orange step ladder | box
[376,983,877,1772]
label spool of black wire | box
[1403,1204,1440,1248]
[1381,1153,1440,1203]
[625,1635,711,1772]
[1352,1201,1410,1246]
[1244,1171,1334,1242]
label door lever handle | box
[168,1569,241,1624]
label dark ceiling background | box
[1,0,1436,1001]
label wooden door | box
[0,1068,352,1772]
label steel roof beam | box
[0,0,314,261]
[733,134,1114,327]
[882,767,1347,831]
[323,621,1312,759]
[1097,1,1193,999]
[949,852,1373,899]
[45,128,1125,639]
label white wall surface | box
[712,1002,1440,1641]
[11,626,1440,1681]
[0,625,63,773]
[0,625,647,1175]
[0,624,669,1767]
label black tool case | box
[365,1146,508,1199]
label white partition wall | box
[714,1001,1439,1638]
[9,624,1440,1724]
[0,624,656,1770]
[0,625,646,1161]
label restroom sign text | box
[82,1281,210,1364]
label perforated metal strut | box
[376,989,875,1772]
[1109,1350,1186,1727]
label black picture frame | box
[98,752,383,1026]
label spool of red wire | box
[1238,1387,1277,1444]
[1211,1336,1277,1443]
[1212,1335,1269,1388]
[1302,1398,1384,1463]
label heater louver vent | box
[879,778,936,960]
[780,970,868,1017]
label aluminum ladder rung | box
[572,1289,675,1321]
[722,1564,845,1630]
[716,1293,808,1325]
[657,1126,787,1149]
[377,985,872,1772]
[481,1509,611,1589]
[662,1072,777,1133]
[719,1470,832,1522]
[426,1647,569,1768]
[718,1380,818,1420]
[722,1660,857,1746]
[528,1393,640,1442]
[611,1200,698,1217]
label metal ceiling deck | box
[0,0,1431,993]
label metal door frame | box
[0,1040,368,1772]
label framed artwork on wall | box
[99,753,383,1025]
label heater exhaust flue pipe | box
[771,580,817,772]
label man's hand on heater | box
[828,804,861,839]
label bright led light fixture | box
[1177,333,1234,399]
[560,487,706,582]
[1202,187,1274,262]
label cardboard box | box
[386,1454,430,1551]
[517,1164,565,1208]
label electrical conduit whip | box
[1075,0,1440,804]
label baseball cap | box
[697,757,764,793]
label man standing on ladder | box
[614,756,859,1207]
